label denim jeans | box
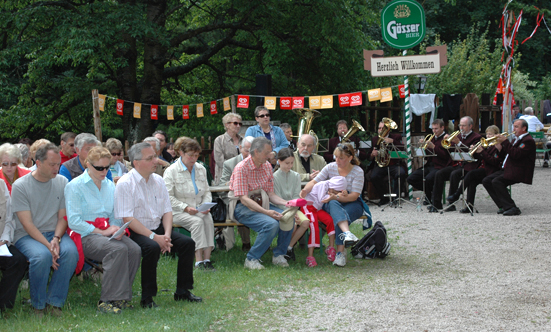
[322,198,364,245]
[234,202,293,261]
[15,232,78,309]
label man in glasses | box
[292,134,326,181]
[59,133,113,182]
[245,106,289,165]
[279,123,296,151]
[59,132,77,165]
[143,137,170,177]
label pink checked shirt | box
[229,156,274,197]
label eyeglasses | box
[111,152,122,157]
[185,152,200,159]
[90,164,110,171]
[138,155,158,162]
[1,162,18,167]
[256,114,270,118]
[230,122,242,126]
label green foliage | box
[511,70,537,101]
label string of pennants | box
[96,85,407,120]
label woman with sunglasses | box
[300,143,363,267]
[245,106,290,165]
[65,146,141,313]
[105,138,129,184]
[0,143,31,195]
[213,113,244,185]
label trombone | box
[441,131,460,149]
[421,133,434,149]
[468,132,511,156]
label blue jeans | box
[15,232,78,309]
[234,203,293,261]
[322,199,364,245]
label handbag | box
[210,197,227,223]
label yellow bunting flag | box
[98,94,106,111]
[309,96,321,109]
[223,97,231,111]
[167,106,174,120]
[368,88,381,102]
[197,104,204,118]
[380,87,393,103]
[265,97,277,110]
[133,103,141,118]
[321,95,333,109]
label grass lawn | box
[1,222,392,331]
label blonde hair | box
[106,138,123,152]
[485,125,500,135]
[29,139,51,159]
[86,147,112,165]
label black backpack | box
[351,221,391,259]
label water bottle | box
[416,197,422,212]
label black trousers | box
[406,166,437,201]
[482,170,519,211]
[371,164,406,199]
[130,223,195,300]
[432,166,459,208]
[0,245,27,310]
[459,168,487,205]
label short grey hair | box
[254,106,269,117]
[75,133,100,150]
[128,142,154,165]
[250,137,271,157]
[143,136,160,151]
[461,116,474,126]
[15,143,29,162]
[524,107,534,115]
[35,143,60,163]
[241,136,255,148]
[279,123,291,130]
[222,112,242,125]
[299,133,317,146]
[0,143,23,164]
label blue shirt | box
[180,157,198,195]
[65,169,122,238]
[245,124,290,154]
[59,157,113,182]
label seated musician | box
[367,120,405,206]
[430,116,481,212]
[447,125,506,213]
[406,119,451,205]
[482,119,536,216]
[324,120,367,163]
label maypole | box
[403,50,413,200]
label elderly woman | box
[0,143,31,194]
[15,143,31,169]
[105,138,129,183]
[245,106,289,164]
[164,137,215,270]
[213,113,243,185]
[300,142,363,267]
[65,147,141,314]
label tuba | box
[375,118,397,167]
[342,119,366,143]
[441,131,460,149]
[292,108,321,151]
[376,118,398,146]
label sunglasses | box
[1,162,18,167]
[90,164,110,171]
[256,114,270,118]
[337,143,350,151]
[111,152,122,157]
[229,122,242,126]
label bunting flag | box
[116,99,124,116]
[223,97,231,111]
[398,85,406,98]
[210,101,217,115]
[182,105,189,119]
[265,97,277,110]
[321,95,333,109]
[292,97,304,109]
[133,103,141,118]
[492,77,503,106]
[167,106,174,120]
[309,96,321,109]
[151,105,158,120]
[380,88,393,103]
[197,104,204,117]
[350,92,362,106]
[338,93,351,107]
[236,95,249,108]
[280,97,292,110]
[98,94,106,111]
[368,88,381,102]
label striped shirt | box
[229,156,274,197]
[114,169,172,231]
[314,162,364,194]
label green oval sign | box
[381,0,426,50]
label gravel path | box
[248,167,551,331]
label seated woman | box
[105,138,129,183]
[301,142,363,267]
[213,113,243,184]
[245,106,289,165]
[0,143,31,194]
[65,147,141,314]
[164,137,215,270]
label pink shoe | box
[325,247,336,262]
[286,199,308,208]
[306,256,317,267]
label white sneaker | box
[272,255,290,267]
[339,231,359,247]
[244,258,265,270]
[333,252,346,267]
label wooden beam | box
[92,89,102,141]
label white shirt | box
[0,181,14,245]
[114,168,172,231]
[519,115,544,132]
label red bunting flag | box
[116,99,124,116]
[292,97,304,109]
[280,97,292,110]
[182,105,189,119]
[398,85,406,98]
[210,101,217,115]
[236,95,249,108]
[338,93,351,107]
[151,105,158,120]
[350,92,362,106]
[492,78,503,106]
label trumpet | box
[421,133,434,149]
[441,131,460,149]
[468,132,511,156]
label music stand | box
[381,144,416,210]
[440,147,478,215]
[409,142,436,211]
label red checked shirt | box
[229,156,274,196]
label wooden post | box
[231,95,236,114]
[92,89,102,142]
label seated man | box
[114,142,201,308]
[483,119,536,216]
[143,136,170,176]
[12,143,78,317]
[519,107,544,133]
[292,134,326,181]
[406,119,451,205]
[279,123,296,151]
[229,137,293,270]
[59,133,113,182]
[220,136,254,251]
[153,130,174,163]
[0,181,28,313]
[324,120,367,163]
[59,132,77,164]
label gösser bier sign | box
[381,0,426,50]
